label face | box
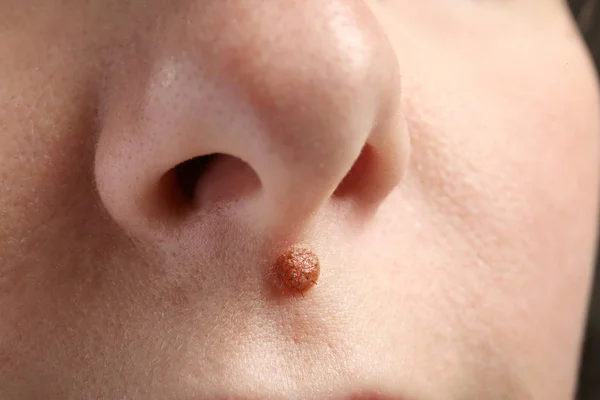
[0,0,598,399]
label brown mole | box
[273,247,320,292]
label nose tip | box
[95,0,409,241]
[189,0,408,230]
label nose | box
[95,0,409,243]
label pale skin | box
[0,0,598,399]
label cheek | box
[403,11,599,283]
[366,4,599,396]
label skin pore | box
[0,0,598,399]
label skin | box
[0,0,598,399]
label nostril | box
[332,142,401,211]
[333,144,375,199]
[175,155,218,201]
[193,155,262,209]
[158,154,262,219]
[156,154,219,218]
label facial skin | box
[0,0,598,399]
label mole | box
[273,247,320,293]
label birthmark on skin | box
[273,247,320,294]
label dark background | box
[570,1,600,398]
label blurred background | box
[570,1,600,398]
